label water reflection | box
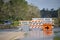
[43,30,53,36]
[15,28,54,40]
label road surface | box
[0,25,60,40]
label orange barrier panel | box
[42,23,52,31]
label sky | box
[26,0,60,10]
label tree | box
[0,0,28,21]
[25,5,41,20]
[58,8,60,18]
[0,0,41,21]
[58,8,60,26]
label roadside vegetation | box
[54,36,60,40]
[0,0,60,29]
[0,0,40,29]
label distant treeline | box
[40,8,60,18]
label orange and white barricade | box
[30,20,41,28]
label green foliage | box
[58,8,60,18]
[25,5,40,20]
[0,0,28,21]
[0,0,41,29]
[58,8,60,26]
[0,0,40,22]
[12,21,19,26]
[0,20,4,24]
[54,36,60,40]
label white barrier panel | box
[30,18,53,29]
[19,21,30,25]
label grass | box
[54,31,60,33]
[11,21,19,26]
[54,31,60,40]
[54,36,60,40]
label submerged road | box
[0,25,60,40]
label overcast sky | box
[26,0,60,10]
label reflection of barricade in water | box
[43,30,53,36]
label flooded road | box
[0,25,60,40]
[20,30,54,40]
[13,25,54,40]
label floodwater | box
[14,25,55,40]
[0,25,60,40]
[20,30,54,40]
